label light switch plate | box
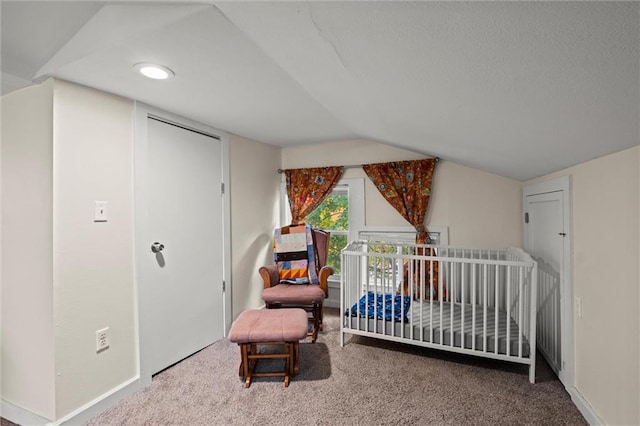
[94,201,108,222]
[575,296,583,318]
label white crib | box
[340,240,539,383]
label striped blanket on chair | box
[274,224,318,284]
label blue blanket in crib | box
[349,291,411,321]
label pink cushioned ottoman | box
[228,308,308,388]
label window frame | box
[280,177,365,278]
[359,225,449,246]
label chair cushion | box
[262,283,326,304]
[228,308,308,343]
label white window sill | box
[327,276,340,288]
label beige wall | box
[52,80,137,418]
[282,139,523,247]
[527,146,640,425]
[229,135,281,318]
[430,161,523,247]
[1,81,56,420]
[0,80,138,422]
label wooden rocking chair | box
[259,227,332,343]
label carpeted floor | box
[85,308,586,425]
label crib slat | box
[472,264,476,351]
[461,258,465,349]
[418,255,423,342]
[429,258,434,343]
[483,263,488,352]
[340,250,346,347]
[440,254,445,346]
[450,257,455,348]
[529,263,538,383]
[385,258,390,336]
[506,266,511,357]
[494,266,499,354]
[384,254,389,336]
[518,267,524,358]
[368,253,373,334]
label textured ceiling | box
[2,1,638,181]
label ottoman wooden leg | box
[291,342,300,375]
[240,344,253,388]
[284,342,292,387]
[287,342,294,377]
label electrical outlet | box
[96,327,110,352]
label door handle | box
[151,242,165,253]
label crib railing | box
[533,255,562,375]
[341,240,538,383]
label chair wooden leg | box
[311,305,321,343]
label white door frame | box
[523,176,574,389]
[133,102,232,384]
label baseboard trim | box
[569,387,604,426]
[58,376,141,425]
[2,376,141,426]
[1,399,52,425]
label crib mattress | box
[344,300,530,357]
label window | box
[281,178,364,276]
[305,186,348,274]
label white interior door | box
[524,177,573,387]
[143,117,224,376]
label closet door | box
[524,176,573,388]
[140,116,225,377]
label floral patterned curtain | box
[285,166,344,224]
[362,158,437,243]
[363,158,440,300]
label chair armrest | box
[318,265,334,296]
[259,265,280,289]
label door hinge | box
[222,280,226,292]
[221,182,225,195]
[559,232,566,236]
[524,212,529,224]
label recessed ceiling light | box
[134,63,175,80]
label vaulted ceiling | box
[2,1,638,181]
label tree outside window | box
[305,187,348,275]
